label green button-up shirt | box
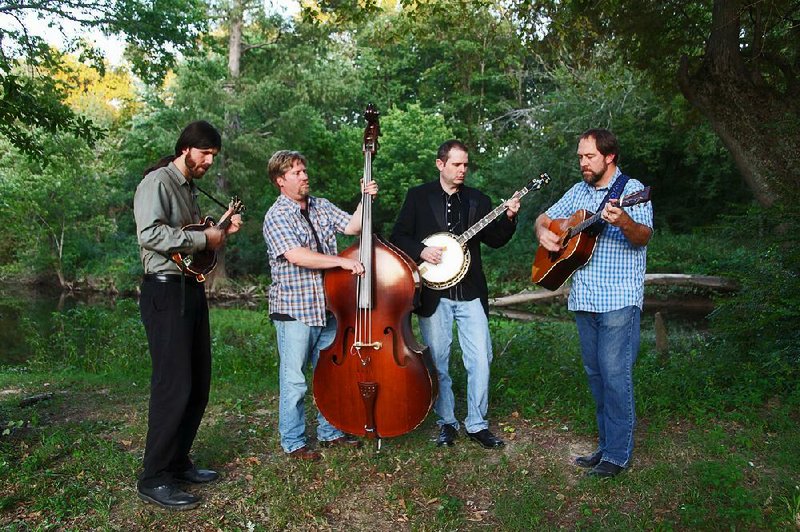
[133,162,208,274]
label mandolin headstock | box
[227,195,246,215]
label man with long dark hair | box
[133,120,242,509]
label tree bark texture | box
[676,0,800,207]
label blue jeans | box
[274,318,344,453]
[419,298,493,433]
[575,306,641,467]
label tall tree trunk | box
[228,4,243,80]
[677,0,800,207]
[208,0,245,291]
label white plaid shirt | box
[263,194,351,326]
[545,169,653,312]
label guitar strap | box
[301,205,322,252]
[588,173,630,235]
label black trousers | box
[138,279,211,488]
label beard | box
[582,167,604,186]
[186,151,210,179]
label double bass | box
[313,104,436,447]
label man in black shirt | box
[390,139,519,449]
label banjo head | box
[419,233,470,289]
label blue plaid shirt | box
[263,194,351,326]
[545,169,653,312]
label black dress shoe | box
[575,451,603,468]
[436,424,458,447]
[587,460,625,478]
[466,429,505,449]
[138,484,200,510]
[174,468,219,484]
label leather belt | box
[143,273,200,284]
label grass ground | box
[1,302,799,530]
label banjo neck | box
[456,173,550,245]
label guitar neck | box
[569,186,651,236]
[571,211,603,235]
[456,187,530,245]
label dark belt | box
[143,273,200,284]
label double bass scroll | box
[312,104,436,443]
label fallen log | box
[489,273,736,307]
[643,273,738,291]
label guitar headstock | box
[363,103,381,155]
[619,186,651,208]
[228,195,246,215]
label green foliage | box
[0,73,103,158]
[489,319,590,422]
[679,460,764,527]
[354,0,528,156]
[209,307,278,388]
[0,0,210,157]
[22,299,278,389]
[707,206,800,380]
[26,300,149,377]
[373,105,454,233]
[0,135,119,284]
[497,48,748,233]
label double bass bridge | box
[353,341,382,350]
[351,341,382,366]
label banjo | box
[419,173,550,290]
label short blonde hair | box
[268,150,307,187]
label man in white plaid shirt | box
[263,150,377,460]
[535,129,653,478]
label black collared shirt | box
[439,188,479,302]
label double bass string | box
[353,150,374,364]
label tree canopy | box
[0,0,209,156]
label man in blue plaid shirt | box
[535,129,653,478]
[263,150,377,460]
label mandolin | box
[171,196,245,282]
[531,187,651,291]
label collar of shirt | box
[275,193,316,212]
[166,162,190,187]
[440,187,463,201]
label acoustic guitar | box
[531,187,651,291]
[419,174,550,290]
[171,196,245,282]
